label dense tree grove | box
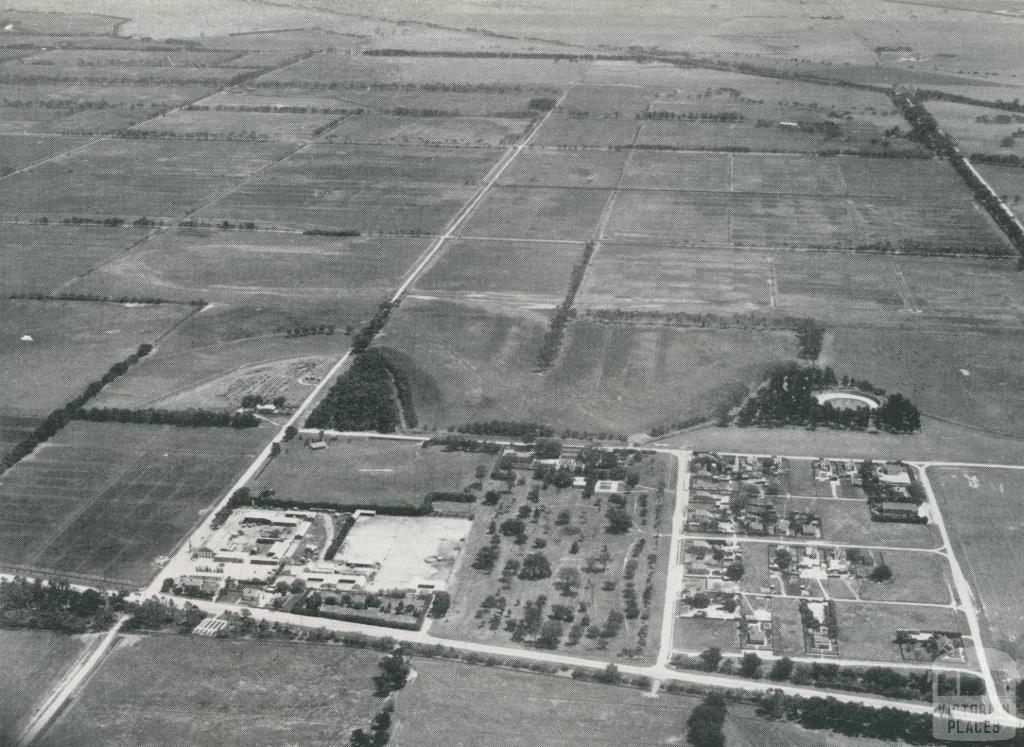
[536,241,596,370]
[306,349,414,433]
[0,577,117,633]
[735,363,920,433]
[1,343,153,475]
[456,421,556,440]
[794,319,825,360]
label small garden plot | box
[250,438,491,511]
[456,185,611,241]
[0,299,190,417]
[414,238,584,304]
[433,449,674,662]
[835,602,971,665]
[329,113,529,147]
[498,148,629,188]
[672,615,740,653]
[770,598,807,657]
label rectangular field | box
[134,108,343,142]
[0,133,89,175]
[455,185,611,241]
[0,299,191,417]
[498,148,628,189]
[250,438,490,509]
[0,422,269,587]
[414,238,584,303]
[328,113,529,147]
[673,615,740,653]
[393,657,852,747]
[68,229,430,308]
[204,143,498,233]
[929,466,1024,661]
[380,298,796,435]
[44,635,383,746]
[0,138,292,220]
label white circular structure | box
[814,391,880,410]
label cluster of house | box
[864,463,929,524]
[691,453,788,483]
[774,544,851,581]
[678,585,741,620]
[801,600,838,655]
[683,539,741,585]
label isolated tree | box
[699,646,723,672]
[519,552,552,580]
[687,693,727,747]
[870,560,893,583]
[769,656,795,681]
[740,652,762,678]
[725,561,745,581]
[374,649,410,696]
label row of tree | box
[536,241,596,370]
[254,79,559,96]
[0,343,153,476]
[455,420,556,440]
[73,407,260,429]
[11,292,204,307]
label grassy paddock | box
[929,467,1024,663]
[834,602,971,665]
[250,437,490,509]
[44,635,383,746]
[0,629,87,745]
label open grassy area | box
[380,298,794,435]
[834,602,970,664]
[456,185,611,241]
[433,452,674,663]
[0,133,90,175]
[0,421,269,587]
[780,496,941,550]
[251,438,490,509]
[68,229,430,308]
[0,299,191,417]
[929,466,1024,664]
[673,615,740,653]
[329,113,529,147]
[90,304,355,411]
[394,656,883,746]
[44,635,383,746]
[854,550,955,606]
[0,628,87,745]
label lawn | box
[68,228,430,308]
[0,299,192,417]
[0,421,269,587]
[379,298,795,435]
[834,602,971,664]
[250,438,491,509]
[0,629,87,745]
[433,452,674,663]
[393,656,876,746]
[44,635,383,746]
[929,466,1024,663]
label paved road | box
[655,449,689,669]
[17,616,128,746]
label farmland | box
[433,451,674,663]
[0,629,87,745]
[43,635,384,746]
[249,438,490,510]
[0,299,191,417]
[0,421,268,587]
[394,657,887,747]
[378,298,795,435]
[928,466,1024,664]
